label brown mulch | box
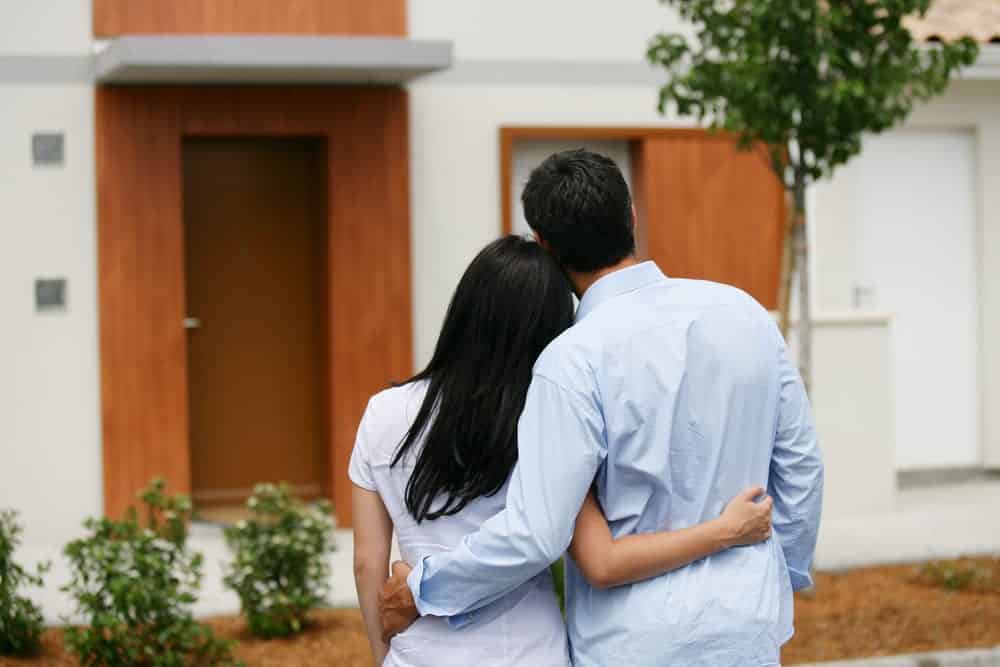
[3,558,998,666]
[783,557,1000,664]
[0,609,373,667]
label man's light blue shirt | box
[407,262,824,667]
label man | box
[380,149,823,666]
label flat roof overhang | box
[95,35,452,84]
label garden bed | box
[2,558,997,667]
[0,609,372,667]
[784,557,1000,664]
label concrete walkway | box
[18,479,1000,624]
[798,647,1000,666]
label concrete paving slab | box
[796,647,1000,666]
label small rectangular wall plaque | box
[35,278,67,311]
[32,133,65,166]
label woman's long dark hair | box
[392,236,575,523]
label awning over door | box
[95,35,452,84]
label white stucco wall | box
[409,0,686,62]
[0,83,101,545]
[0,0,91,55]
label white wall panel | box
[0,83,101,545]
[853,130,980,469]
[813,80,1000,470]
[0,0,92,55]
[409,0,686,62]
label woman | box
[350,236,772,666]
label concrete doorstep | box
[797,647,1000,667]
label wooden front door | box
[183,138,326,508]
[97,86,412,527]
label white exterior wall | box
[801,315,896,517]
[0,1,99,545]
[410,0,686,62]
[0,83,100,545]
[0,0,92,54]
[812,79,1000,469]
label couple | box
[351,150,823,666]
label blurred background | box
[1,1,998,665]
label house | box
[1,0,998,546]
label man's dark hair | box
[521,148,636,273]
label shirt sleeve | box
[348,399,377,491]
[768,336,824,591]
[406,373,606,626]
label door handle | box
[183,317,202,330]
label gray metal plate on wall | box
[32,133,64,166]
[35,278,67,311]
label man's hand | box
[378,561,418,643]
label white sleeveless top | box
[349,381,571,667]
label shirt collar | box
[575,261,667,322]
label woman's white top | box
[349,380,571,667]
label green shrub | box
[62,479,241,667]
[916,558,996,593]
[223,483,336,638]
[0,510,48,656]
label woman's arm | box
[568,486,773,590]
[352,484,395,665]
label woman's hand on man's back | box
[717,486,773,548]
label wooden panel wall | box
[632,134,784,309]
[96,89,189,518]
[97,86,413,525]
[326,90,412,528]
[93,0,406,37]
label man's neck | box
[568,256,640,299]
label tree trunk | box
[777,191,796,339]
[793,193,811,395]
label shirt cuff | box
[406,556,478,629]
[406,557,431,615]
[788,566,814,591]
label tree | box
[648,0,978,392]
